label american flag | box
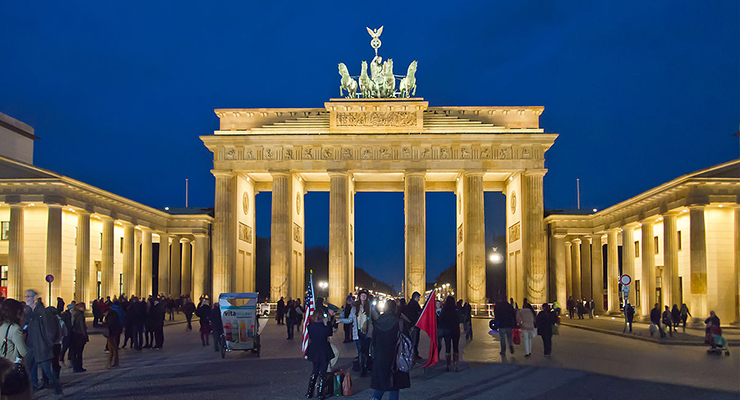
[301,271,315,356]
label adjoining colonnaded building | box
[0,112,213,307]
[546,159,740,322]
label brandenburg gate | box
[201,28,557,307]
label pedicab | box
[218,292,261,358]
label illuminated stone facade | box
[203,98,558,306]
[0,112,213,305]
[546,159,740,322]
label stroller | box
[705,323,730,356]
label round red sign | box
[45,274,54,283]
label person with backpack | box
[23,290,63,395]
[370,300,410,400]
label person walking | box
[679,303,691,332]
[662,306,674,337]
[143,297,156,348]
[23,290,63,395]
[671,304,681,333]
[44,305,64,386]
[516,302,537,357]
[588,299,595,319]
[493,297,516,356]
[276,297,285,325]
[68,302,89,373]
[337,290,371,377]
[183,298,196,331]
[286,300,296,340]
[369,300,410,400]
[59,303,73,367]
[404,292,422,362]
[210,303,223,352]
[438,296,462,372]
[650,303,665,338]
[151,297,166,349]
[103,305,122,368]
[623,303,635,333]
[196,299,212,346]
[305,311,333,399]
[536,303,555,357]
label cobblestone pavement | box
[33,315,739,399]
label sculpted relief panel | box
[336,111,416,127]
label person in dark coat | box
[60,303,73,366]
[342,298,354,343]
[650,303,665,338]
[662,306,674,337]
[305,311,332,399]
[69,302,89,372]
[438,296,461,372]
[494,298,516,355]
[623,303,635,333]
[151,297,166,348]
[24,290,63,394]
[536,303,555,357]
[144,297,156,348]
[130,297,145,351]
[103,305,122,368]
[370,300,410,400]
[91,298,101,327]
[196,300,212,346]
[404,292,422,360]
[210,303,223,352]
[183,298,196,331]
[670,304,681,332]
[276,297,285,325]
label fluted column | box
[213,171,235,296]
[405,172,426,301]
[464,172,486,303]
[270,172,292,301]
[622,225,636,307]
[565,240,572,299]
[170,235,182,296]
[522,172,546,304]
[735,208,740,323]
[553,234,567,307]
[689,207,707,316]
[663,212,680,308]
[192,234,209,301]
[581,237,592,300]
[101,217,115,298]
[328,171,350,307]
[8,204,24,301]
[75,211,90,304]
[641,220,656,314]
[157,232,170,296]
[571,238,582,300]
[606,229,619,312]
[134,229,141,296]
[46,204,63,302]
[122,223,135,297]
[140,228,153,296]
[181,238,192,297]
[591,234,603,313]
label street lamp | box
[319,281,328,290]
[490,247,503,264]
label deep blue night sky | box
[1,1,738,289]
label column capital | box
[269,170,291,178]
[553,233,567,239]
[211,169,235,179]
[462,170,485,178]
[327,170,349,178]
[404,170,427,177]
[571,237,582,244]
[688,205,706,211]
[522,169,548,177]
[45,203,65,209]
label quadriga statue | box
[338,63,358,99]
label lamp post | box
[489,247,503,264]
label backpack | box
[394,332,413,373]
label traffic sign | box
[621,286,630,293]
[619,274,631,286]
[45,274,54,283]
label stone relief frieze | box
[293,223,303,244]
[264,148,274,160]
[480,147,491,159]
[323,148,333,160]
[284,148,295,160]
[362,148,373,159]
[401,147,411,159]
[303,147,313,160]
[420,147,431,159]
[225,148,236,160]
[336,111,416,127]
[245,149,254,160]
[521,147,532,159]
[342,148,353,160]
[498,147,512,160]
[380,147,391,159]
[439,147,451,159]
[508,222,520,243]
[457,224,463,244]
[460,147,471,159]
[238,222,253,244]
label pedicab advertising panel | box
[219,292,260,358]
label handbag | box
[512,328,521,345]
[2,325,31,396]
[342,369,353,396]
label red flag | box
[415,289,438,368]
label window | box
[99,232,103,249]
[74,227,78,246]
[634,241,640,257]
[677,231,682,251]
[120,237,124,253]
[635,280,641,307]
[654,236,659,254]
[1,221,9,240]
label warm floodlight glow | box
[719,204,724,208]
[490,253,503,263]
[592,208,597,212]
[165,207,169,210]
[28,203,34,207]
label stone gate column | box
[75,210,90,305]
[46,204,63,302]
[101,216,115,298]
[641,220,656,315]
[571,238,582,300]
[7,203,24,301]
[405,171,426,301]
[329,171,350,307]
[213,171,236,296]
[663,212,679,308]
[181,238,192,298]
[134,229,141,296]
[157,232,170,296]
[735,207,740,323]
[522,171,546,304]
[581,237,592,300]
[606,229,619,312]
[170,236,182,297]
[122,223,135,297]
[463,172,486,304]
[192,234,209,301]
[591,233,603,313]
[689,206,708,317]
[622,225,636,307]
[564,240,572,299]
[271,172,292,301]
[140,228,153,296]
[553,234,567,307]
